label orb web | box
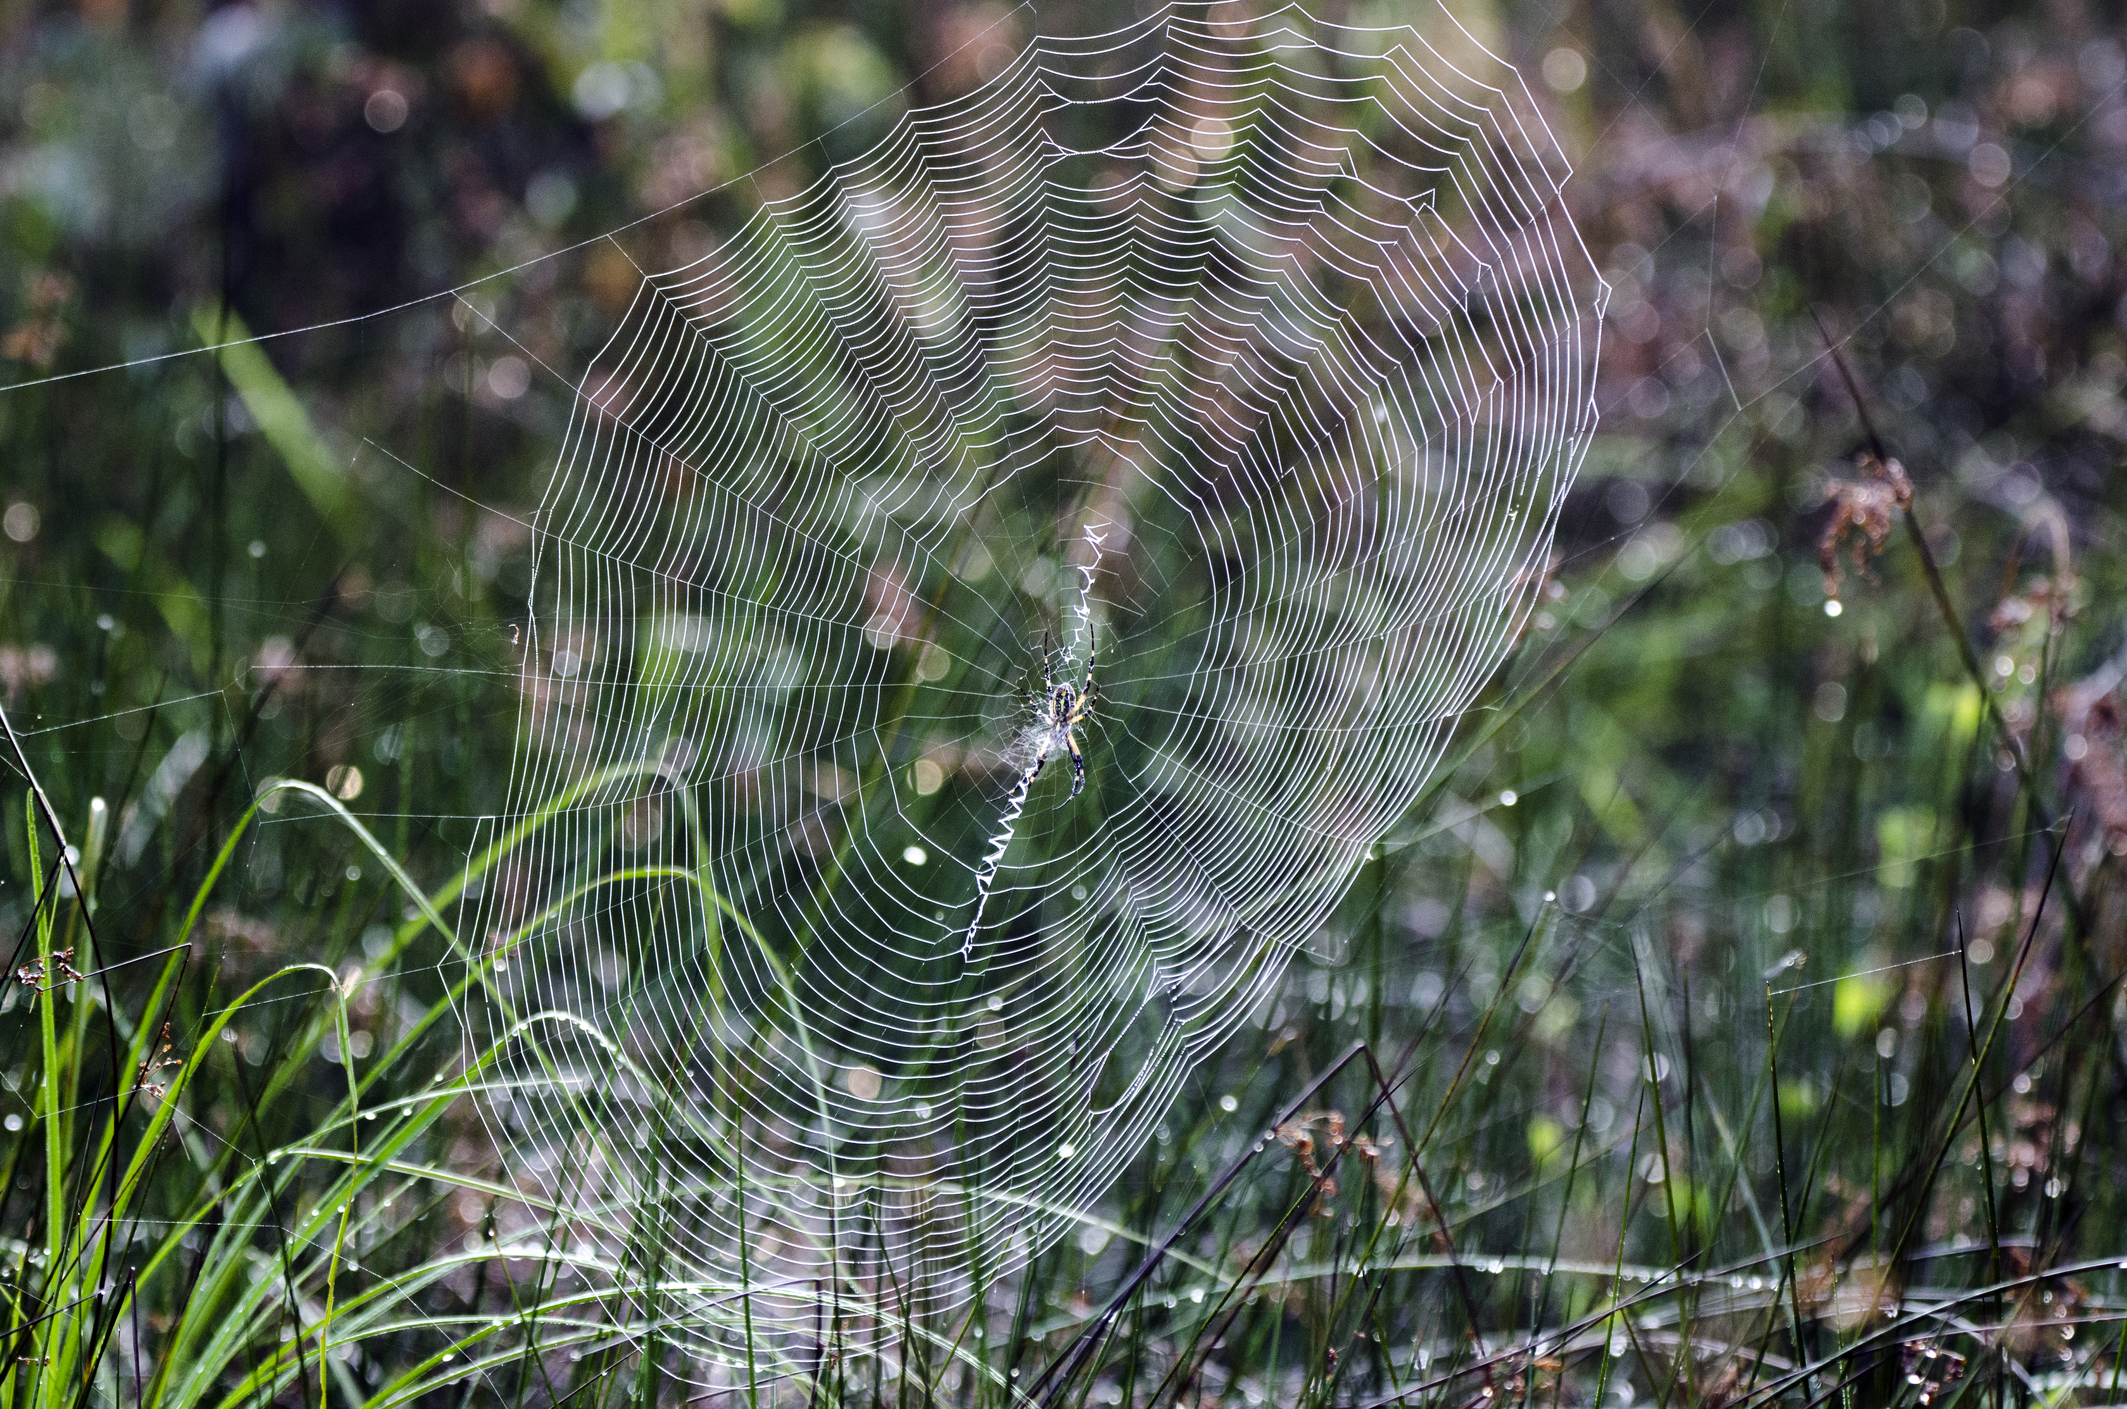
[461,2,1601,1368]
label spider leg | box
[1080,625,1097,696]
[1065,728,1085,798]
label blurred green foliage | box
[5,0,2127,1404]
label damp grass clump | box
[9,0,2127,1402]
[11,397,2127,1404]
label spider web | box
[450,1,1601,1371]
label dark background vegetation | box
[5,0,2127,1404]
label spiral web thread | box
[459,1,1602,1374]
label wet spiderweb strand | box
[457,2,1601,1376]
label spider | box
[1033,629,1098,798]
